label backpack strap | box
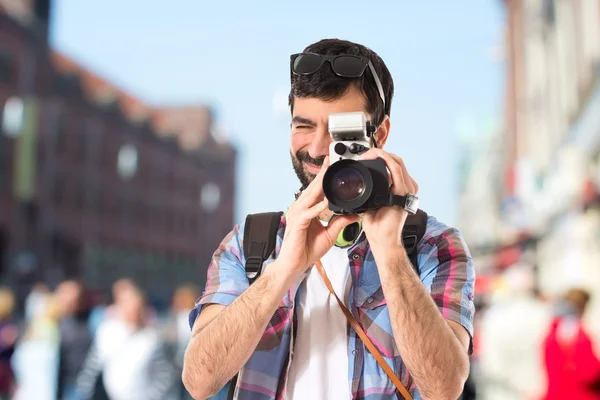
[242,210,426,281]
[242,211,283,284]
[227,212,283,400]
[401,209,428,273]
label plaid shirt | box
[189,215,475,400]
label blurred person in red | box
[543,288,600,400]
[74,282,177,400]
[0,287,18,400]
[55,280,93,400]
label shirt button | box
[352,254,360,260]
[367,298,374,304]
[352,350,357,355]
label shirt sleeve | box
[188,223,249,330]
[418,217,476,352]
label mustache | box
[296,151,325,167]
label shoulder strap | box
[314,260,413,400]
[401,209,428,273]
[227,212,283,400]
[243,211,283,284]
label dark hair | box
[564,288,591,316]
[289,38,394,126]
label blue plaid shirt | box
[189,215,475,399]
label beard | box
[290,150,326,191]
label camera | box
[323,112,394,214]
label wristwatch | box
[389,193,420,214]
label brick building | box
[0,1,236,303]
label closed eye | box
[291,116,317,130]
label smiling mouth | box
[304,162,322,174]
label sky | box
[49,0,505,227]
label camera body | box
[323,112,392,214]
[328,112,373,162]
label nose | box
[307,125,331,160]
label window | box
[0,135,5,189]
[0,50,14,84]
[89,184,100,212]
[54,114,68,154]
[2,97,24,137]
[52,171,65,206]
[73,177,85,210]
[200,182,221,213]
[77,121,90,161]
[117,144,138,180]
[118,191,128,218]
[189,214,198,235]
[99,135,111,169]
[53,74,81,96]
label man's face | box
[290,85,369,190]
[55,280,82,316]
[119,289,145,326]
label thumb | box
[326,214,361,242]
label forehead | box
[292,85,367,124]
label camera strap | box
[314,259,413,400]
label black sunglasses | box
[290,52,386,107]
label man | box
[478,264,551,400]
[182,38,475,400]
[75,283,176,400]
[55,280,93,400]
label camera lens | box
[329,167,365,202]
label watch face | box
[405,194,419,213]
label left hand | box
[359,148,419,255]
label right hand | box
[278,156,360,273]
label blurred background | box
[0,0,599,399]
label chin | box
[303,173,316,187]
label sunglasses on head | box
[290,52,386,108]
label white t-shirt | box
[95,320,173,400]
[285,242,352,399]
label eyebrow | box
[291,116,317,127]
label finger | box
[304,198,329,220]
[356,148,379,161]
[387,153,418,194]
[359,149,406,194]
[326,214,361,243]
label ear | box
[374,115,391,148]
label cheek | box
[291,132,312,152]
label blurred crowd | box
[1,268,599,400]
[0,278,215,400]
[468,264,600,400]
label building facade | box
[458,0,600,330]
[0,2,236,304]
[501,0,600,300]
